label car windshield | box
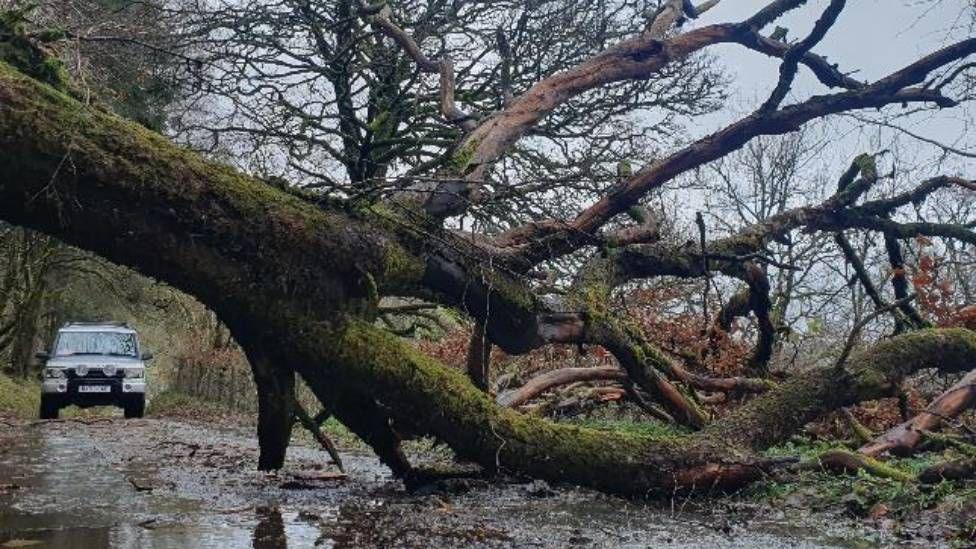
[55,331,138,357]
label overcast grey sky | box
[685,0,974,175]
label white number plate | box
[78,385,111,393]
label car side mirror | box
[35,351,50,361]
[141,352,154,362]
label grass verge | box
[0,372,39,418]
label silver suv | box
[37,322,152,419]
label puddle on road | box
[0,428,319,548]
[0,422,889,548]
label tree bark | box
[249,354,295,471]
[465,321,491,392]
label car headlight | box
[75,365,89,377]
[45,368,65,379]
[103,365,118,377]
[124,369,144,379]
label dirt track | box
[0,417,897,548]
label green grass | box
[0,372,39,418]
[147,388,242,420]
[291,416,369,451]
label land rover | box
[37,322,152,419]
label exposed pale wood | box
[496,367,628,408]
[860,369,976,457]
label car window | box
[55,332,138,357]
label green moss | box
[367,110,391,133]
[0,8,72,93]
[379,241,426,287]
[571,418,690,441]
[753,438,973,523]
[825,448,916,482]
[38,56,67,86]
[852,152,877,181]
[449,137,479,173]
[291,415,367,451]
[485,269,538,310]
[319,318,683,495]
[849,328,976,398]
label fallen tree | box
[2,0,976,496]
[3,57,976,494]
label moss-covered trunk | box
[2,61,975,496]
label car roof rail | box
[63,321,131,328]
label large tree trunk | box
[2,62,975,496]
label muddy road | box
[0,417,898,548]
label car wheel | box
[124,397,145,419]
[39,396,59,420]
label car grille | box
[67,369,124,379]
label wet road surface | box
[0,418,896,548]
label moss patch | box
[0,7,71,93]
[292,416,368,452]
[570,418,690,441]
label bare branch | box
[759,0,847,112]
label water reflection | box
[0,428,323,549]
[253,507,287,549]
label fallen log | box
[859,369,976,457]
[919,458,976,484]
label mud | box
[0,418,905,548]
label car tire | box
[39,396,59,420]
[124,397,145,419]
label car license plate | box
[78,385,111,393]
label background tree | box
[162,0,722,228]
